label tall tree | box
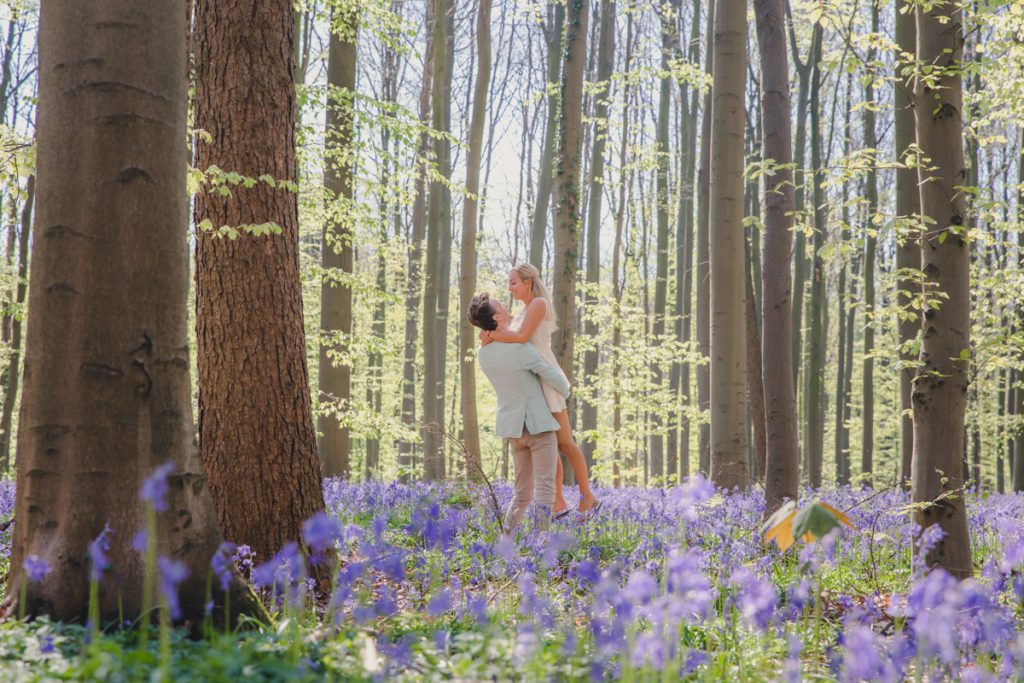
[193,0,326,562]
[803,28,825,488]
[550,0,589,381]
[754,0,798,511]
[529,2,564,269]
[894,0,920,487]
[860,0,879,486]
[1015,138,1024,492]
[708,0,748,490]
[695,0,715,475]
[0,174,31,471]
[399,0,435,478]
[4,0,242,620]
[911,0,973,578]
[318,5,358,478]
[581,0,615,470]
[422,0,453,480]
[459,0,492,481]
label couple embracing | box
[467,263,600,531]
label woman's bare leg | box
[554,456,567,514]
[552,410,598,511]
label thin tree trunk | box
[550,0,588,383]
[0,174,31,472]
[695,0,715,476]
[745,233,766,481]
[911,0,973,579]
[193,0,326,562]
[459,0,491,482]
[581,0,615,471]
[318,6,358,478]
[1015,137,1024,492]
[422,0,452,480]
[530,2,564,270]
[708,0,748,490]
[804,29,825,488]
[754,0,799,509]
[894,0,919,488]
[399,0,435,478]
[860,0,879,486]
[5,0,252,621]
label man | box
[467,293,570,530]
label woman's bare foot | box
[577,495,600,513]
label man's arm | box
[518,343,570,397]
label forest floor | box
[0,477,1022,681]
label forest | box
[0,0,1022,679]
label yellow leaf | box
[819,502,855,529]
[764,509,797,552]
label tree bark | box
[5,0,247,621]
[894,0,919,488]
[695,0,715,476]
[318,6,358,478]
[422,0,452,480]
[753,0,798,511]
[0,175,31,472]
[745,234,766,481]
[860,0,879,487]
[193,0,326,562]
[459,0,491,482]
[550,0,588,383]
[708,0,748,490]
[581,0,614,471]
[911,0,973,579]
[1015,138,1024,492]
[804,29,825,488]
[529,2,564,270]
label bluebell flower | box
[427,587,451,617]
[252,541,302,590]
[23,555,50,583]
[132,529,148,553]
[158,556,189,620]
[210,542,235,591]
[88,524,113,581]
[302,511,342,556]
[140,462,174,512]
[40,634,55,655]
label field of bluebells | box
[1,475,1024,682]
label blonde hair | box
[511,262,557,327]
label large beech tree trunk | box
[193,0,325,562]
[4,0,243,621]
[459,0,491,481]
[708,0,748,490]
[550,0,588,382]
[318,6,358,478]
[754,0,798,512]
[911,0,973,579]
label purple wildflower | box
[88,524,112,582]
[158,556,189,620]
[210,542,235,591]
[132,528,148,553]
[23,555,50,583]
[302,511,342,558]
[140,462,175,512]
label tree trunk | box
[804,29,824,489]
[745,234,766,481]
[5,0,244,621]
[650,1,678,481]
[695,0,715,476]
[318,6,358,478]
[459,0,491,482]
[0,175,31,472]
[550,0,588,383]
[860,0,879,487]
[894,0,919,488]
[422,0,452,480]
[911,0,973,579]
[708,0,748,490]
[753,0,798,510]
[581,0,614,471]
[529,2,564,270]
[399,0,435,478]
[1015,138,1024,492]
[193,0,325,562]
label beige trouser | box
[504,427,558,531]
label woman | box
[479,263,600,515]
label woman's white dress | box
[510,297,569,413]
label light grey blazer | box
[477,341,570,438]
